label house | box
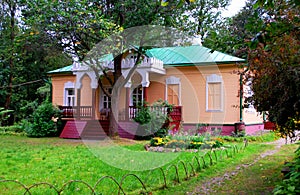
[47,45,264,139]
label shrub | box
[0,107,13,126]
[134,100,173,139]
[23,101,62,137]
[273,144,300,195]
[0,124,24,135]
[0,125,23,133]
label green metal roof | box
[48,45,245,74]
[146,45,245,66]
[47,65,73,74]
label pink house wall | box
[182,123,264,136]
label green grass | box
[0,133,290,194]
[211,144,299,195]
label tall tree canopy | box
[246,0,300,137]
[178,0,231,43]
[0,0,71,124]
[203,0,300,139]
[21,0,225,135]
[203,0,265,58]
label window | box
[65,89,75,106]
[64,81,75,106]
[102,88,112,109]
[167,84,179,105]
[165,76,181,105]
[206,74,223,112]
[131,85,143,106]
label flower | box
[51,116,58,123]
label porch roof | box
[146,45,245,66]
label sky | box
[222,0,246,17]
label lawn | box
[0,133,285,194]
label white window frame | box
[130,85,144,106]
[64,81,76,106]
[206,74,223,112]
[99,87,112,111]
[165,76,181,105]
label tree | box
[180,0,231,44]
[0,0,18,110]
[203,0,265,58]
[246,0,300,139]
[21,0,193,136]
[0,0,71,124]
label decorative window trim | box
[206,74,223,112]
[165,76,181,105]
[63,81,75,106]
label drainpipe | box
[239,73,243,122]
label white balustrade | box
[72,57,164,72]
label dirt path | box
[187,138,291,195]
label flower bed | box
[148,134,224,152]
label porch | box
[59,105,182,123]
[58,105,182,139]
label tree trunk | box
[109,85,121,137]
[108,53,123,137]
[4,1,16,110]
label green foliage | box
[231,130,246,137]
[178,0,231,43]
[0,107,13,126]
[165,140,188,149]
[203,0,265,58]
[22,101,62,137]
[133,104,151,125]
[0,1,71,125]
[246,0,300,138]
[149,133,224,150]
[134,99,173,139]
[273,144,300,195]
[0,125,24,136]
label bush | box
[134,100,172,139]
[22,101,62,137]
[273,144,300,195]
[0,125,23,133]
[0,125,24,135]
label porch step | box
[80,120,109,140]
[60,120,87,139]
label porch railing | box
[59,106,93,119]
[59,105,182,125]
[128,106,182,120]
